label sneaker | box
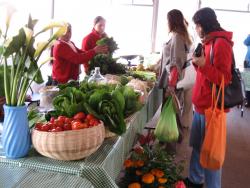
[183,178,203,188]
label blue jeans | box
[189,112,222,188]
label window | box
[54,0,153,56]
[201,0,250,67]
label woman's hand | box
[94,45,108,54]
[165,86,175,98]
[192,51,206,67]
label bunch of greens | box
[88,54,126,75]
[51,81,143,135]
[52,87,87,117]
[96,37,118,54]
[115,85,143,117]
[85,88,126,135]
[127,71,156,82]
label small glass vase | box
[88,67,107,84]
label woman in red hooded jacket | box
[184,8,233,188]
[82,16,107,51]
[52,24,108,84]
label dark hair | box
[167,9,192,45]
[192,7,223,34]
[94,16,105,26]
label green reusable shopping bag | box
[154,96,179,142]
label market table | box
[0,86,162,188]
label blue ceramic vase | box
[2,105,31,158]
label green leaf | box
[3,28,26,58]
[0,45,4,57]
[26,58,43,84]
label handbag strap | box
[212,76,225,111]
[210,36,235,69]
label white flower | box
[52,25,68,39]
[23,27,33,44]
[0,2,16,28]
[34,41,48,58]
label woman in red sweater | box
[184,8,233,188]
[82,16,107,51]
[52,24,107,84]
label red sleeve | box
[199,39,232,85]
[82,36,90,51]
[54,41,95,65]
[168,66,178,87]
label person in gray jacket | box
[159,9,193,149]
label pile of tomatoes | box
[34,112,100,132]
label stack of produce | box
[34,112,100,132]
[48,81,143,135]
[32,112,105,160]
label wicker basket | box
[32,123,105,160]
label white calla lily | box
[5,4,16,28]
[23,27,33,44]
[35,21,67,36]
[52,25,68,39]
[34,41,48,58]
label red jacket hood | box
[203,31,234,46]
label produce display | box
[48,81,143,135]
[34,112,100,132]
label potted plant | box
[0,5,67,159]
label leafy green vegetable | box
[123,86,142,116]
[57,80,79,90]
[52,87,86,117]
[111,89,125,112]
[128,71,156,82]
[88,54,126,75]
[120,75,129,86]
[28,108,46,128]
[96,37,118,54]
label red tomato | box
[64,117,73,124]
[89,119,95,127]
[63,123,72,131]
[72,121,82,130]
[73,112,86,120]
[86,114,95,121]
[40,123,51,132]
[48,122,56,129]
[50,127,63,132]
[57,116,66,123]
[54,119,64,128]
[72,122,88,130]
[81,123,88,129]
[34,123,43,130]
[93,120,100,126]
[50,117,55,123]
